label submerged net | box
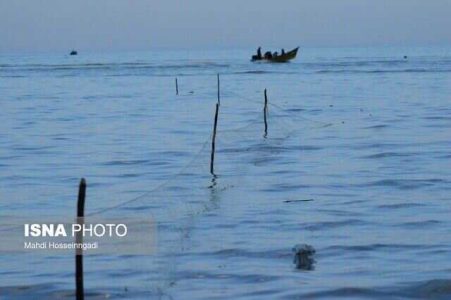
[80,83,333,297]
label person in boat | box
[264,51,273,59]
[252,47,263,60]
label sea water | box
[0,47,450,299]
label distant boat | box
[252,47,299,63]
[70,50,78,56]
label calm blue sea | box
[1,47,451,299]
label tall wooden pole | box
[217,74,220,105]
[76,178,86,300]
[175,78,179,95]
[264,89,268,137]
[210,103,219,175]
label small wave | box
[233,70,273,74]
[261,183,310,193]
[324,243,424,252]
[397,220,442,228]
[304,219,370,231]
[196,247,290,260]
[423,116,451,121]
[174,269,280,284]
[284,108,306,112]
[101,159,152,166]
[362,152,414,159]
[364,124,389,129]
[0,283,121,299]
[0,61,231,73]
[316,68,451,74]
[378,203,426,209]
[359,178,446,190]
[284,279,451,299]
[289,287,388,299]
[405,279,451,299]
[287,145,322,151]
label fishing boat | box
[251,47,299,63]
[70,50,78,56]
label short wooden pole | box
[210,103,219,175]
[217,74,220,105]
[175,78,179,95]
[76,178,86,300]
[264,89,268,137]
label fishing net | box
[1,76,334,298]
[80,81,333,298]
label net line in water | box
[88,89,332,217]
[83,88,336,297]
[1,86,336,297]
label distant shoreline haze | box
[0,0,450,52]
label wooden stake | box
[210,103,219,175]
[175,78,179,95]
[264,89,268,137]
[217,74,220,105]
[76,178,86,300]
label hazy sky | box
[1,0,450,52]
